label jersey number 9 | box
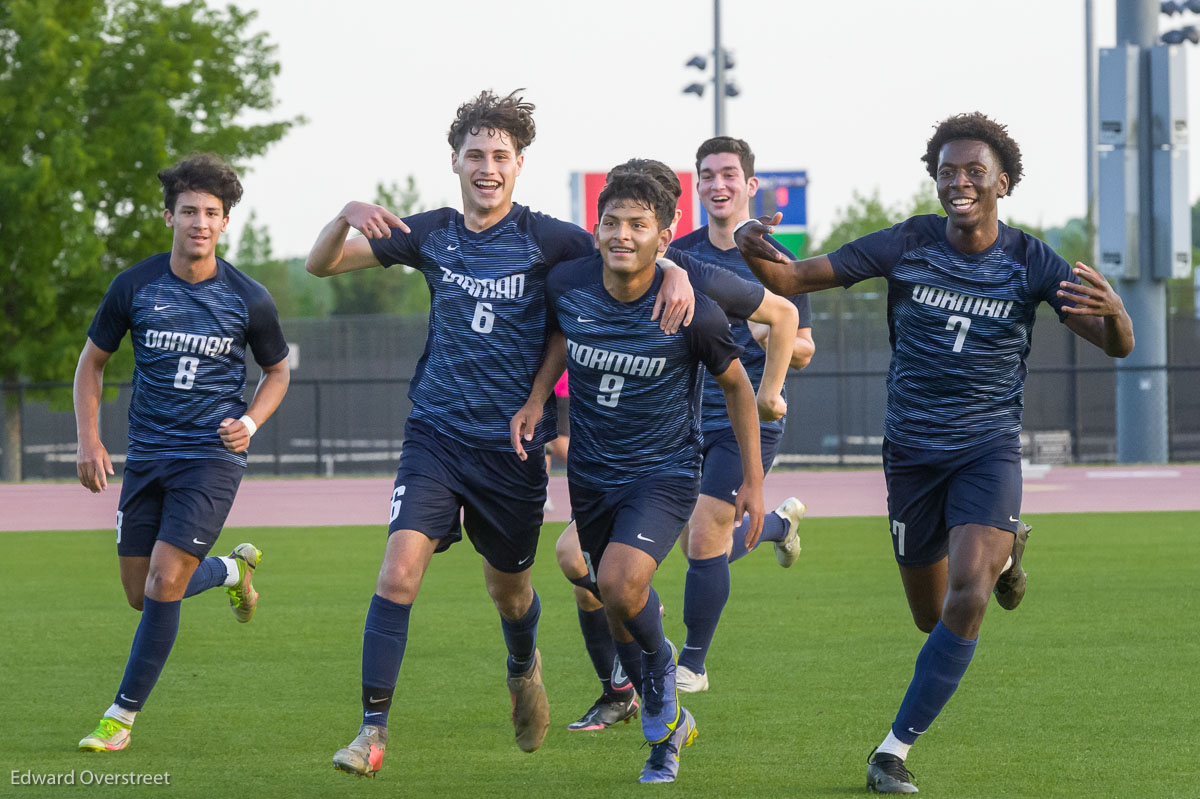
[597,374,624,408]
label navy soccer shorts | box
[116,457,244,559]
[569,473,700,579]
[882,434,1023,567]
[698,423,782,503]
[388,418,547,573]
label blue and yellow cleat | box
[78,717,131,752]
[638,708,697,783]
[226,543,261,623]
[640,640,679,744]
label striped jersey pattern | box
[369,204,593,451]
[671,228,810,434]
[86,254,289,467]
[548,259,743,490]
[829,215,1078,449]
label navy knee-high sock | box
[114,596,181,711]
[891,621,978,744]
[361,593,412,728]
[577,606,617,692]
[729,510,788,563]
[184,557,226,598]
[500,591,540,675]
[679,554,730,674]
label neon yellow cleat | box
[79,717,131,752]
[226,543,262,623]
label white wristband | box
[733,218,757,235]
[239,414,258,438]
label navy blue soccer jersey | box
[828,214,1080,449]
[547,259,744,490]
[368,204,593,451]
[86,253,289,467]
[672,227,811,434]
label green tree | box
[329,176,431,316]
[0,0,299,479]
[235,212,332,318]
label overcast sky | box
[229,0,1198,258]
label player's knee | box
[595,574,638,618]
[125,592,145,611]
[555,533,586,579]
[574,584,603,612]
[376,562,422,604]
[911,609,939,634]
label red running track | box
[2,464,1198,533]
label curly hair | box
[695,135,755,178]
[922,112,1023,194]
[596,171,675,230]
[606,158,682,202]
[157,153,243,215]
[447,89,536,154]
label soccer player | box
[511,170,765,783]
[304,90,695,776]
[734,113,1134,793]
[549,158,799,730]
[670,136,816,692]
[73,153,291,752]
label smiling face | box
[697,151,758,223]
[451,128,523,221]
[164,190,228,262]
[595,199,671,279]
[936,139,1009,235]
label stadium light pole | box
[682,0,739,136]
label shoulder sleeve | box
[243,284,290,367]
[827,219,913,287]
[1020,231,1079,322]
[683,294,744,376]
[85,273,134,353]
[665,246,764,320]
[532,213,595,266]
[367,208,448,268]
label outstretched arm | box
[73,339,114,493]
[744,290,799,421]
[1059,262,1134,358]
[510,332,567,461]
[219,357,291,454]
[714,359,765,548]
[306,202,409,277]
[735,213,842,296]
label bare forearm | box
[72,360,104,446]
[757,300,797,401]
[305,214,354,276]
[527,333,567,405]
[244,364,291,426]
[1104,311,1135,357]
[791,329,815,369]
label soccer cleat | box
[641,640,679,744]
[994,521,1031,610]
[507,648,550,752]
[676,664,709,693]
[773,497,807,568]
[638,708,698,783]
[566,688,639,731]
[333,724,387,777]
[78,717,131,752]
[225,542,262,623]
[867,749,918,794]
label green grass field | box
[3,512,1197,798]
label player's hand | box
[652,257,695,334]
[734,481,765,550]
[1058,262,1125,318]
[509,401,545,461]
[341,201,410,239]
[756,391,787,422]
[735,213,788,264]
[218,417,252,453]
[77,439,114,493]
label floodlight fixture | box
[686,55,707,70]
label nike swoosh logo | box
[517,555,532,565]
[447,245,459,250]
[577,316,595,323]
[192,538,207,545]
[907,726,927,735]
[636,533,655,543]
[364,711,383,717]
[119,694,137,703]
[730,489,739,496]
[1009,516,1020,523]
[368,696,388,704]
[154,304,171,311]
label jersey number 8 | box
[174,356,199,389]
